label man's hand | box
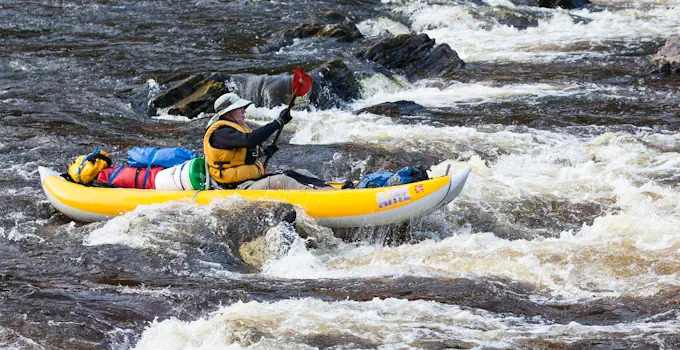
[276,108,292,126]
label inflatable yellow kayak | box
[39,166,471,228]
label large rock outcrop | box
[309,58,362,108]
[146,35,466,118]
[147,58,361,117]
[147,73,228,118]
[357,33,465,79]
[227,73,293,108]
[652,35,680,76]
[229,58,361,110]
[282,23,362,42]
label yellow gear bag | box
[67,147,112,185]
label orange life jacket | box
[203,120,264,185]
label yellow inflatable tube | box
[39,167,471,228]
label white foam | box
[0,162,40,181]
[0,325,44,349]
[133,297,680,349]
[356,17,411,38]
[353,80,586,109]
[286,107,561,159]
[393,1,680,62]
[264,126,680,299]
[83,196,247,249]
[152,104,259,122]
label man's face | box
[229,107,246,124]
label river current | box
[1,0,680,349]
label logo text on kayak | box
[377,188,411,208]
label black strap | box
[282,170,332,189]
[134,168,142,188]
[214,161,236,179]
[85,153,112,167]
[61,173,75,183]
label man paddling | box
[204,92,333,190]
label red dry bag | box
[97,165,164,189]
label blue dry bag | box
[358,165,429,188]
[127,147,196,168]
[127,147,197,188]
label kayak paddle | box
[263,66,312,168]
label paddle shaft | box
[263,94,296,168]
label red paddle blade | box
[292,66,313,97]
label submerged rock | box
[355,101,431,118]
[507,0,542,6]
[508,0,591,8]
[449,196,609,240]
[478,7,540,30]
[651,35,680,77]
[71,200,299,272]
[333,222,412,246]
[309,58,362,108]
[254,11,362,53]
[538,0,591,9]
[357,33,465,79]
[240,222,298,270]
[282,23,362,42]
[211,201,297,268]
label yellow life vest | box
[203,120,264,185]
[67,148,112,185]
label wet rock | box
[228,73,293,108]
[314,10,352,25]
[282,23,362,42]
[302,334,381,350]
[450,196,608,240]
[509,0,593,8]
[411,339,475,349]
[58,200,298,272]
[651,35,680,76]
[0,327,44,350]
[211,201,297,265]
[147,73,229,118]
[227,59,360,109]
[309,58,362,108]
[294,209,342,250]
[145,56,361,115]
[239,222,298,270]
[333,222,412,246]
[539,0,591,9]
[357,33,465,79]
[355,100,431,118]
[479,7,539,30]
[507,0,542,6]
[239,236,266,269]
[229,58,360,109]
[254,11,362,53]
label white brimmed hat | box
[206,93,253,128]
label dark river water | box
[1,0,680,349]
